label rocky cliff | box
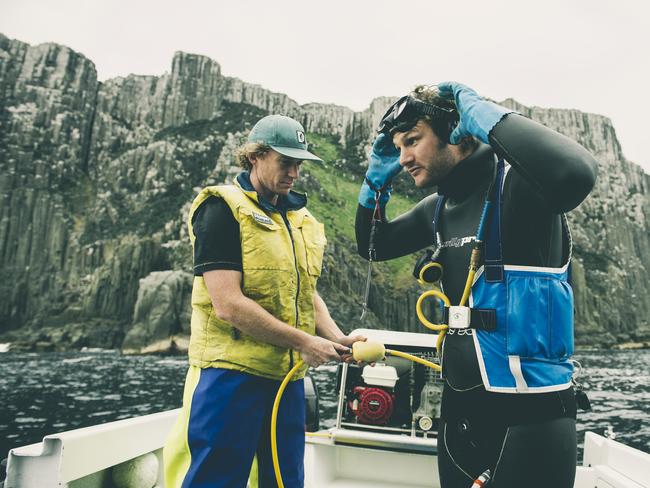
[1,33,648,352]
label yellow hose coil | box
[416,247,480,353]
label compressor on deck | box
[337,340,443,436]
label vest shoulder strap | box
[187,185,253,244]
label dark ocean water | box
[1,348,649,464]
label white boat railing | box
[4,409,179,488]
[574,431,649,488]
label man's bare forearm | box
[226,294,313,348]
[204,271,310,350]
[203,270,349,366]
[313,292,345,341]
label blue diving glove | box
[358,133,402,209]
[437,81,514,145]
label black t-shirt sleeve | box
[192,196,242,275]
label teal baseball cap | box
[248,115,322,162]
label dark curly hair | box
[411,85,478,153]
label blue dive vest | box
[439,158,574,393]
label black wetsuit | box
[356,114,598,488]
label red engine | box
[348,386,395,425]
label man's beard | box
[416,145,456,188]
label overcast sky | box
[2,0,649,173]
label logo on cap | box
[296,131,306,144]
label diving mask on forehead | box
[377,95,459,143]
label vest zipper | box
[281,211,300,372]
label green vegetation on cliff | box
[303,134,420,291]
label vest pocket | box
[506,273,574,360]
[238,209,291,272]
[549,280,574,358]
[299,217,326,277]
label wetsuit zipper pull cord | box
[471,469,491,487]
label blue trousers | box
[164,367,305,488]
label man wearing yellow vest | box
[164,114,363,487]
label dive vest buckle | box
[443,307,497,331]
[448,306,471,329]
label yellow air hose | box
[271,253,482,485]
[270,360,305,488]
[271,248,484,486]
[270,341,442,487]
[416,247,481,353]
[386,348,441,372]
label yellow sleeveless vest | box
[186,181,326,380]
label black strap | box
[432,194,446,241]
[484,159,506,282]
[443,307,497,331]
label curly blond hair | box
[235,142,272,171]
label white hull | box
[4,408,650,488]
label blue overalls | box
[438,158,574,393]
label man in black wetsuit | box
[355,82,598,488]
